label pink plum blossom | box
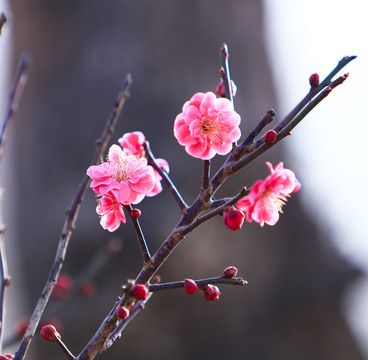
[147,158,170,197]
[118,131,169,197]
[96,193,126,232]
[236,162,301,227]
[174,92,241,160]
[87,144,155,205]
[118,131,146,157]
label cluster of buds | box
[183,279,220,301]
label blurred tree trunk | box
[8,1,364,359]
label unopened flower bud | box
[40,325,61,342]
[116,306,130,320]
[130,284,149,301]
[183,279,198,295]
[223,206,245,231]
[216,80,237,98]
[264,130,277,144]
[223,266,238,279]
[0,354,14,360]
[130,208,141,218]
[309,73,320,88]
[201,284,220,301]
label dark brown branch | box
[14,74,133,360]
[201,160,211,192]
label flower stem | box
[144,141,188,211]
[125,205,151,263]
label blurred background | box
[0,0,366,359]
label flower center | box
[200,115,218,135]
[111,154,141,182]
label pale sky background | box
[264,0,368,356]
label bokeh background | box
[0,1,367,359]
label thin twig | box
[220,43,233,105]
[0,13,6,34]
[0,55,30,164]
[149,276,247,292]
[124,205,151,263]
[232,109,275,160]
[14,74,133,360]
[210,58,355,195]
[144,141,188,211]
[230,73,350,175]
[55,337,76,360]
[104,293,152,351]
[182,187,248,235]
[0,54,29,353]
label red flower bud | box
[216,80,237,98]
[309,73,320,88]
[264,130,277,144]
[40,325,61,342]
[130,208,141,218]
[0,354,14,360]
[52,273,73,299]
[130,284,149,301]
[223,266,238,279]
[183,279,198,295]
[116,306,130,320]
[201,284,220,301]
[223,206,245,231]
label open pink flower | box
[118,131,146,157]
[96,193,126,232]
[236,162,301,227]
[87,144,155,205]
[147,158,170,197]
[174,92,241,160]
[118,131,169,197]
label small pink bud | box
[52,274,73,299]
[223,206,245,231]
[223,266,238,279]
[130,208,141,218]
[201,284,220,301]
[309,73,320,88]
[183,279,198,295]
[116,306,130,320]
[264,130,277,144]
[40,325,61,342]
[216,80,237,98]
[130,284,149,301]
